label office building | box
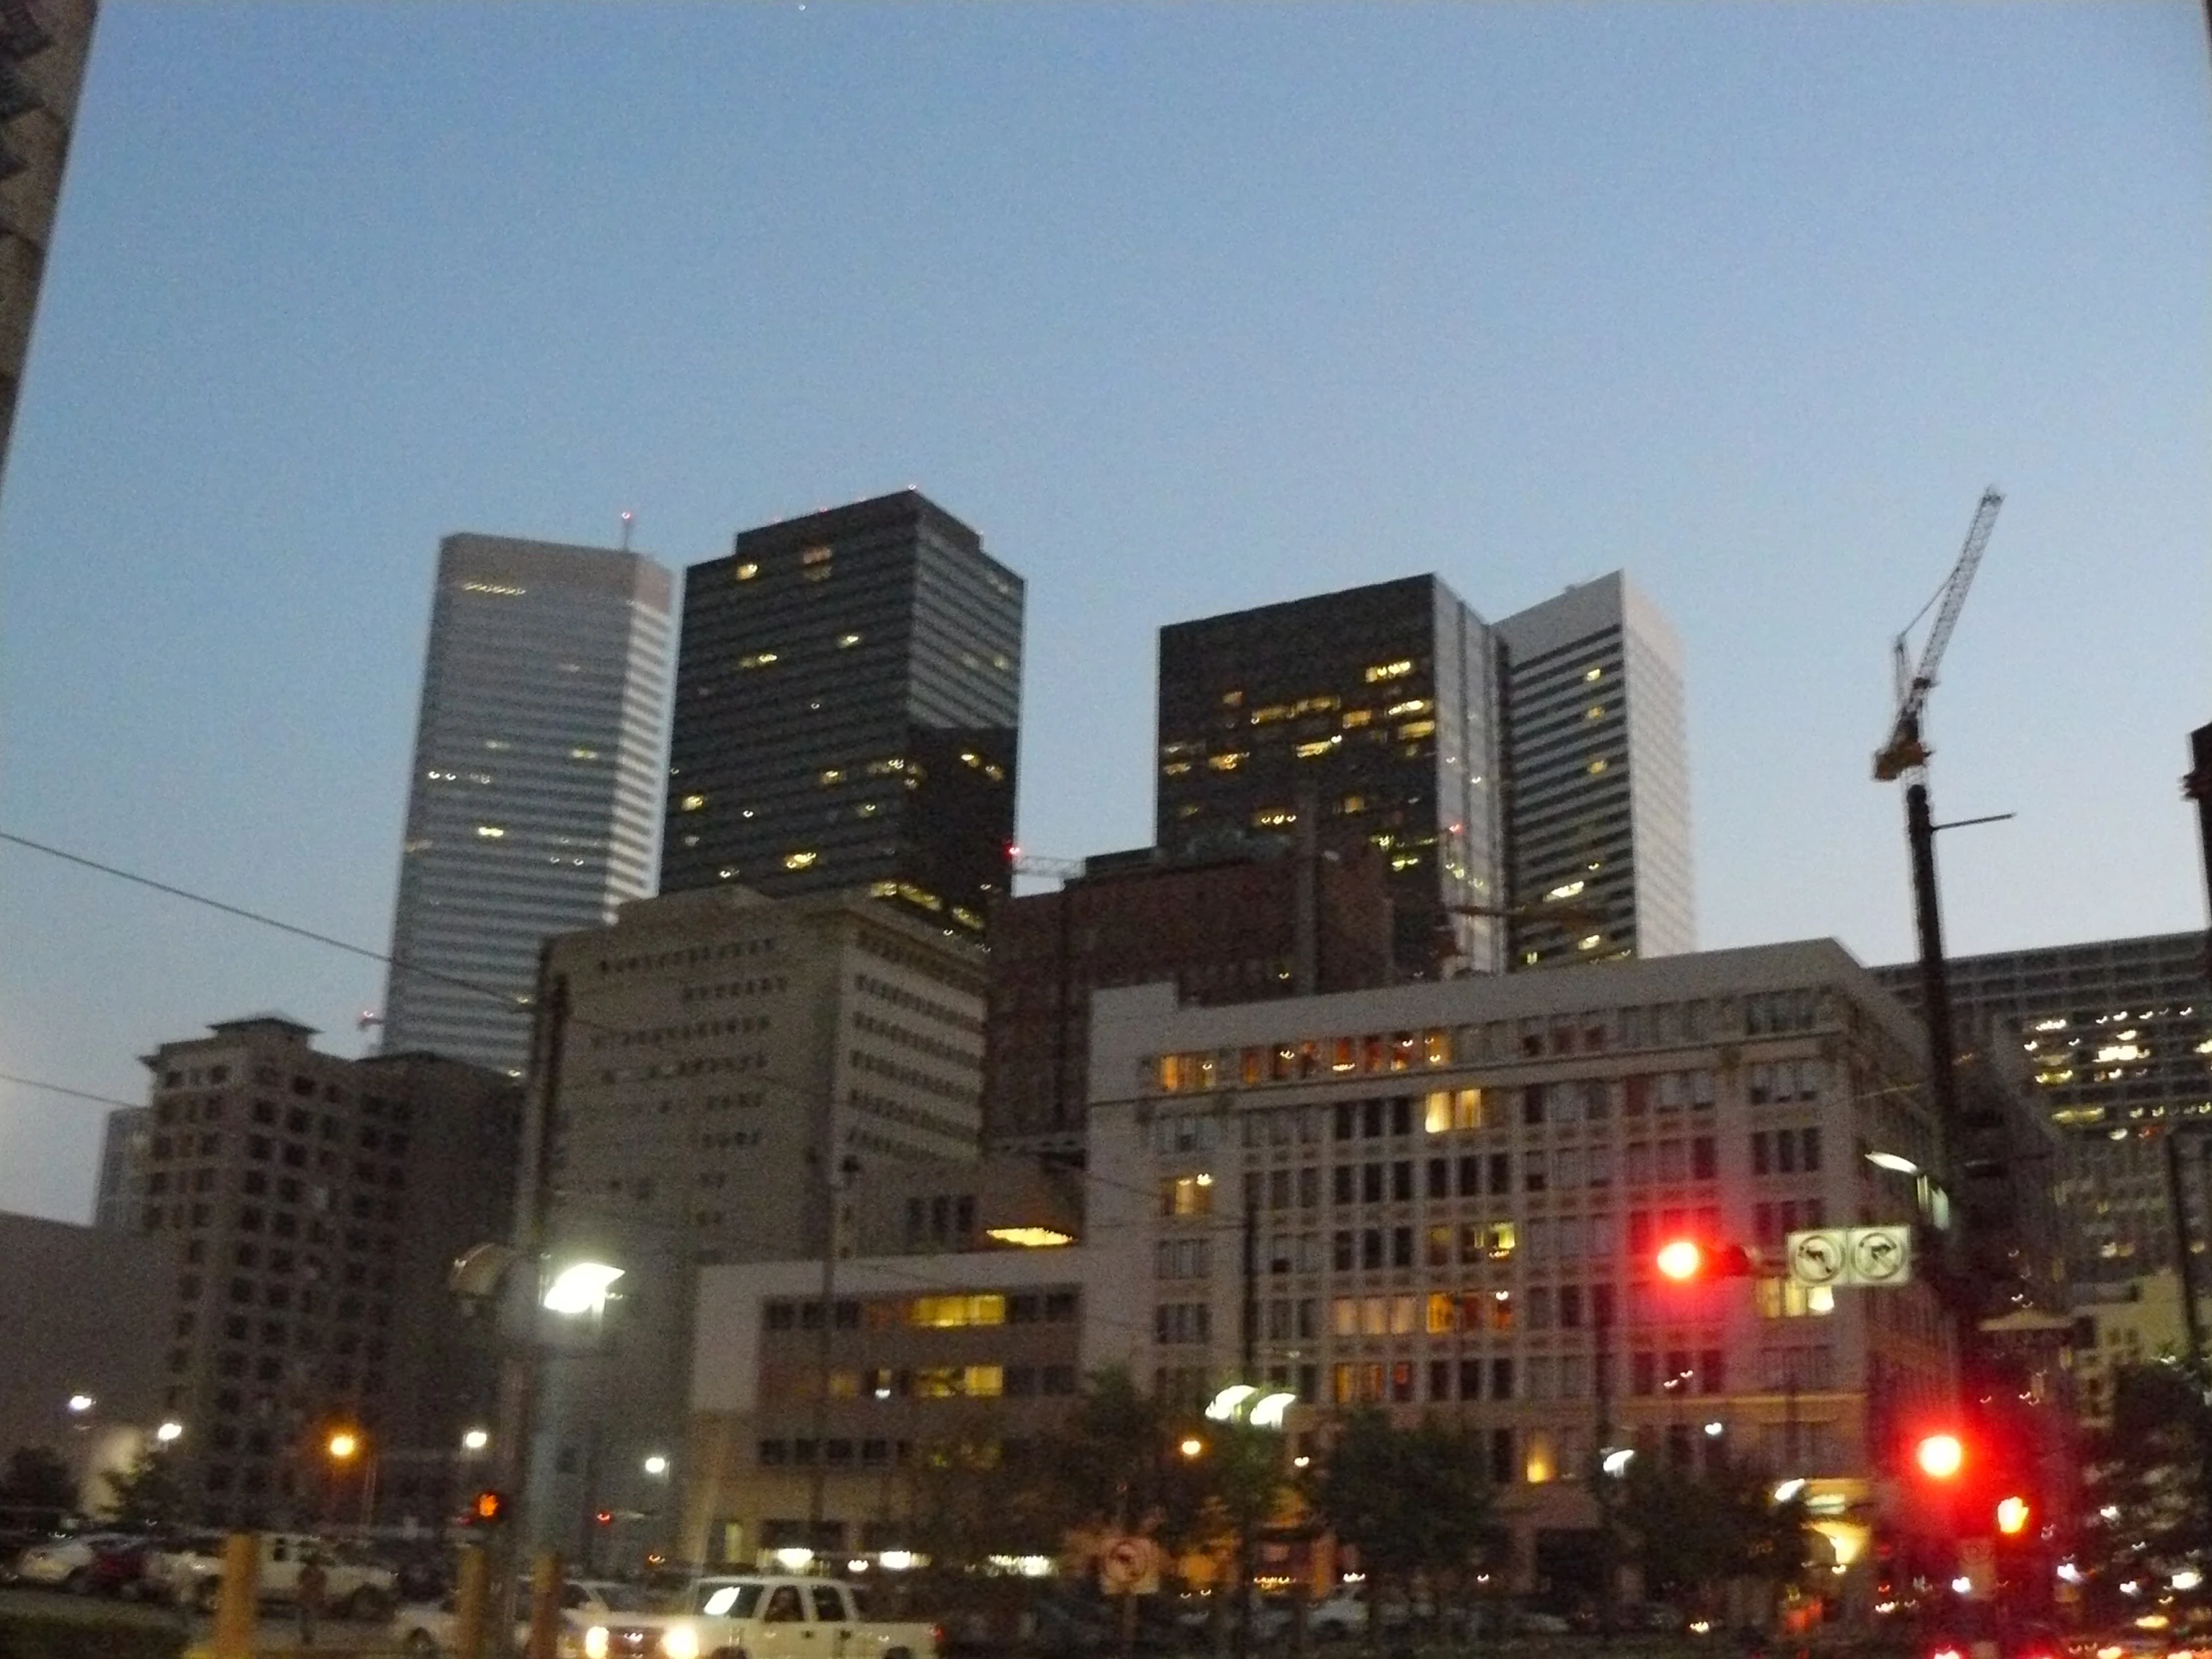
[93,1104,149,1231]
[526,884,989,1563]
[382,534,674,1077]
[1157,576,1503,976]
[661,491,1022,940]
[1873,932,2211,1283]
[1156,571,1691,980]
[979,842,1396,1157]
[129,1016,520,1529]
[1083,940,1961,1591]
[1495,574,1694,969]
[0,0,96,490]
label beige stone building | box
[526,884,990,1565]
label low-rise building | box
[1084,940,1961,1595]
[2068,1271,2212,1427]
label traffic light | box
[471,1488,510,1524]
[1994,1494,2030,1536]
[1914,1432,1965,1481]
[1653,1239,1754,1281]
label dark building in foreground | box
[1157,576,1503,975]
[132,1016,520,1529]
[662,491,1023,941]
[980,843,1396,1155]
[1874,931,2211,1284]
[0,0,96,490]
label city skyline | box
[0,4,2205,1222]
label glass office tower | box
[661,490,1023,937]
[382,535,674,1075]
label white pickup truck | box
[148,1530,397,1619]
[584,1575,939,1659]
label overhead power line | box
[0,1069,144,1112]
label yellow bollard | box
[525,1551,564,1659]
[453,1544,490,1659]
[210,1532,259,1659]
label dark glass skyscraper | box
[1157,575,1504,975]
[662,491,1023,936]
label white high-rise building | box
[381,534,674,1076]
[1497,573,1694,969]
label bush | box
[0,1610,187,1659]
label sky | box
[0,3,2206,1224]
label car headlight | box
[584,1627,609,1659]
[663,1627,701,1659]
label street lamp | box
[327,1430,360,1462]
[542,1261,625,1316]
[154,1421,184,1445]
[1178,1436,1205,1459]
[1866,1151,1922,1175]
[67,1393,95,1415]
[462,1427,490,1453]
[643,1454,669,1477]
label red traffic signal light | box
[471,1488,510,1523]
[594,1508,615,1527]
[1654,1239,1754,1281]
[1915,1433,1965,1480]
[1995,1494,2030,1535]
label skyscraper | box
[0,0,97,490]
[660,490,1022,938]
[381,535,673,1075]
[1495,573,1694,969]
[1156,576,1504,975]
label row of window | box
[1154,996,1834,1096]
[595,936,781,977]
[762,1290,1079,1333]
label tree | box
[1617,1454,1804,1613]
[1308,1410,1496,1638]
[2080,1362,2212,1611]
[0,1446,76,1525]
[103,1448,189,1530]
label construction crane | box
[1873,487,2002,1137]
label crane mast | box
[1875,489,2001,1147]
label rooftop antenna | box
[618,510,635,553]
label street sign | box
[1788,1231,1846,1287]
[1787,1226,1912,1289]
[1098,1535,1161,1596]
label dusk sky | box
[0,3,2205,1223]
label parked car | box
[148,1530,396,1618]
[391,1577,650,1657]
[12,1531,139,1591]
[584,1575,940,1659]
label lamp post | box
[807,1151,860,1555]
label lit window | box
[783,850,819,870]
[735,562,759,581]
[837,633,862,649]
[1583,666,1601,682]
[801,545,832,564]
[820,770,842,786]
[1587,758,1608,774]
[1396,720,1436,741]
[1221,689,1244,708]
[739,652,779,670]
[1294,739,1337,759]
[475,826,506,839]
[570,748,600,761]
[1162,762,1193,777]
[1385,699,1431,718]
[680,794,707,812]
[907,1295,1005,1329]
[1207,752,1247,772]
[459,581,526,597]
[1342,709,1373,729]
[1364,660,1414,683]
[1160,1175,1214,1218]
[1341,794,1366,813]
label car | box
[12,1532,139,1591]
[147,1530,397,1618]
[390,1577,652,1657]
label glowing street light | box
[1865,1151,1922,1175]
[643,1454,670,1477]
[542,1261,624,1316]
[1179,1436,1205,1459]
[66,1393,95,1414]
[155,1421,184,1444]
[461,1427,490,1452]
[327,1430,360,1461]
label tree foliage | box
[2081,1362,2212,1593]
[1308,1410,1498,1589]
[102,1448,189,1529]
[1617,1454,1805,1607]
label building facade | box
[979,843,1396,1157]
[660,491,1023,942]
[0,0,96,489]
[1873,932,2212,1283]
[129,1016,519,1529]
[682,1245,1096,1567]
[93,1104,149,1231]
[382,534,674,1077]
[1083,942,1958,1589]
[1495,575,1695,969]
[526,885,991,1561]
[1156,576,1504,977]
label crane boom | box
[1874,488,2002,781]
